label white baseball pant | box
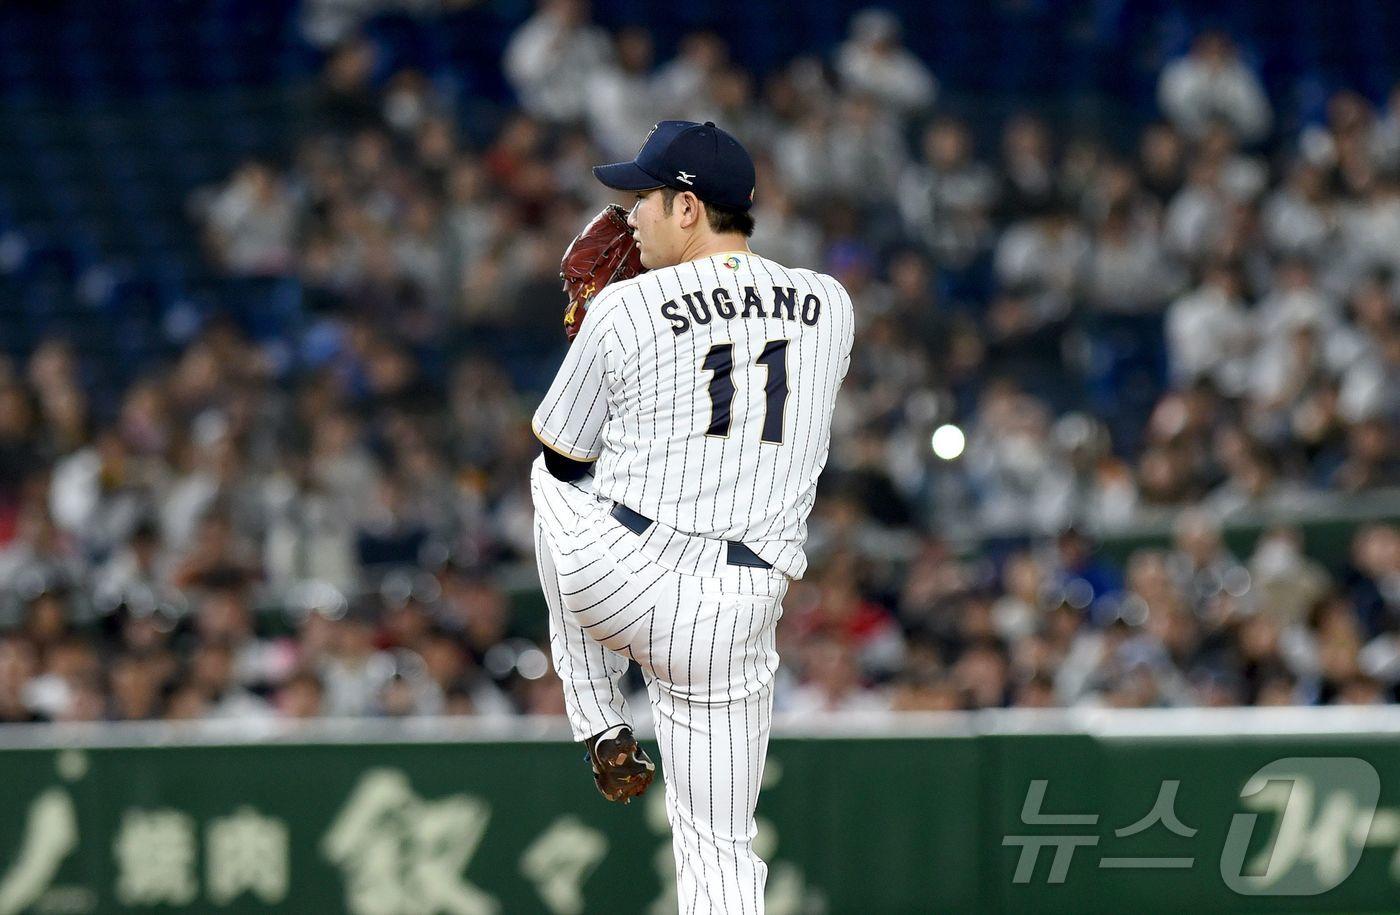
[530,455,788,915]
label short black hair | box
[660,187,755,237]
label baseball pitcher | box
[531,120,854,913]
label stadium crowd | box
[0,3,1398,724]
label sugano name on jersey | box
[532,251,855,580]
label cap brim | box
[592,161,667,191]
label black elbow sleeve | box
[542,445,593,482]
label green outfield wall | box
[0,710,1398,914]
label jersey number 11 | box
[700,340,789,444]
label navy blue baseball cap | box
[593,120,756,212]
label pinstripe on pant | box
[531,455,786,915]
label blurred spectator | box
[964,382,1074,534]
[1164,157,1230,265]
[826,93,909,203]
[277,669,325,718]
[1083,203,1184,314]
[301,0,443,49]
[1158,31,1272,143]
[186,640,273,719]
[312,38,381,134]
[320,605,392,716]
[1139,123,1187,204]
[998,114,1056,221]
[952,640,1010,708]
[899,119,997,268]
[993,199,1086,317]
[1346,524,1400,636]
[203,160,298,276]
[653,32,730,117]
[1166,261,1253,395]
[991,551,1045,643]
[109,653,166,721]
[786,558,906,677]
[1262,161,1335,261]
[381,70,444,140]
[504,0,612,125]
[1247,526,1331,626]
[749,171,823,268]
[1166,510,1245,611]
[0,637,42,723]
[1371,83,1400,172]
[586,28,663,159]
[835,8,937,123]
[0,503,85,598]
[786,633,892,713]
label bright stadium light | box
[931,424,965,460]
[517,648,549,680]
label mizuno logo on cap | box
[676,171,695,185]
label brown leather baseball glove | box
[560,204,645,342]
[585,725,655,804]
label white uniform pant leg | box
[531,456,635,742]
[533,510,632,741]
[642,565,787,915]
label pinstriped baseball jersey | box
[532,250,854,580]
